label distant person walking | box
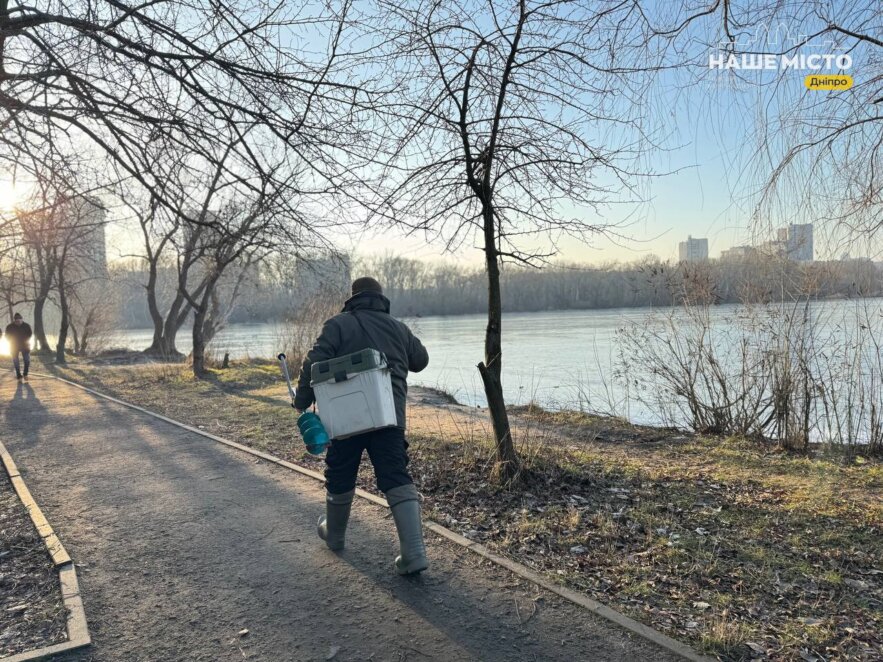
[4,313,32,383]
[294,277,431,574]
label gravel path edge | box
[0,437,91,662]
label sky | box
[325,147,752,266]
[292,3,875,267]
[319,81,763,266]
[23,0,882,268]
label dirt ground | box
[0,412,67,656]
[0,372,683,662]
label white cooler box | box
[311,349,397,440]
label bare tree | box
[176,135,332,377]
[15,191,63,352]
[68,278,117,355]
[635,1,882,250]
[52,199,109,363]
[0,239,30,322]
[12,178,108,359]
[0,0,365,217]
[117,184,206,358]
[368,0,659,482]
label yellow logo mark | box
[805,75,853,90]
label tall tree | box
[13,182,107,357]
[50,197,108,363]
[369,0,659,482]
[175,134,333,377]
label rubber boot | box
[317,489,354,551]
[386,484,429,575]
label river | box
[104,299,883,434]
[105,308,656,415]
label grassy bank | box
[41,357,882,661]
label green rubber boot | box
[317,489,354,551]
[386,484,429,575]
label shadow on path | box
[0,375,678,662]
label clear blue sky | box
[104,0,880,266]
[333,0,879,266]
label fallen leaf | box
[800,617,823,626]
[238,629,249,637]
[326,645,341,660]
[843,579,868,590]
[692,601,711,611]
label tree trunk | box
[143,258,195,359]
[191,274,223,378]
[33,294,51,352]
[191,302,208,378]
[78,308,95,356]
[144,258,165,352]
[142,293,187,359]
[70,320,81,354]
[55,276,69,364]
[478,207,520,484]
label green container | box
[311,349,386,386]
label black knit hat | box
[13,312,22,319]
[351,277,383,296]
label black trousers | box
[324,426,412,495]
[13,350,30,377]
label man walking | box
[294,277,431,574]
[5,313,32,382]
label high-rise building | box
[67,196,108,276]
[678,236,709,262]
[786,223,813,262]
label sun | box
[0,179,26,212]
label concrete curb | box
[0,438,91,661]
[33,372,712,662]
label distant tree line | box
[100,253,883,328]
[372,255,883,317]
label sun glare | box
[0,180,26,212]
[0,337,10,357]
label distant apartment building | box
[758,237,787,259]
[786,223,813,262]
[678,236,709,262]
[756,224,814,262]
[66,196,107,276]
[720,224,814,263]
[720,245,754,261]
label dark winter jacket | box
[4,322,32,353]
[294,292,429,428]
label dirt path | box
[0,373,681,662]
